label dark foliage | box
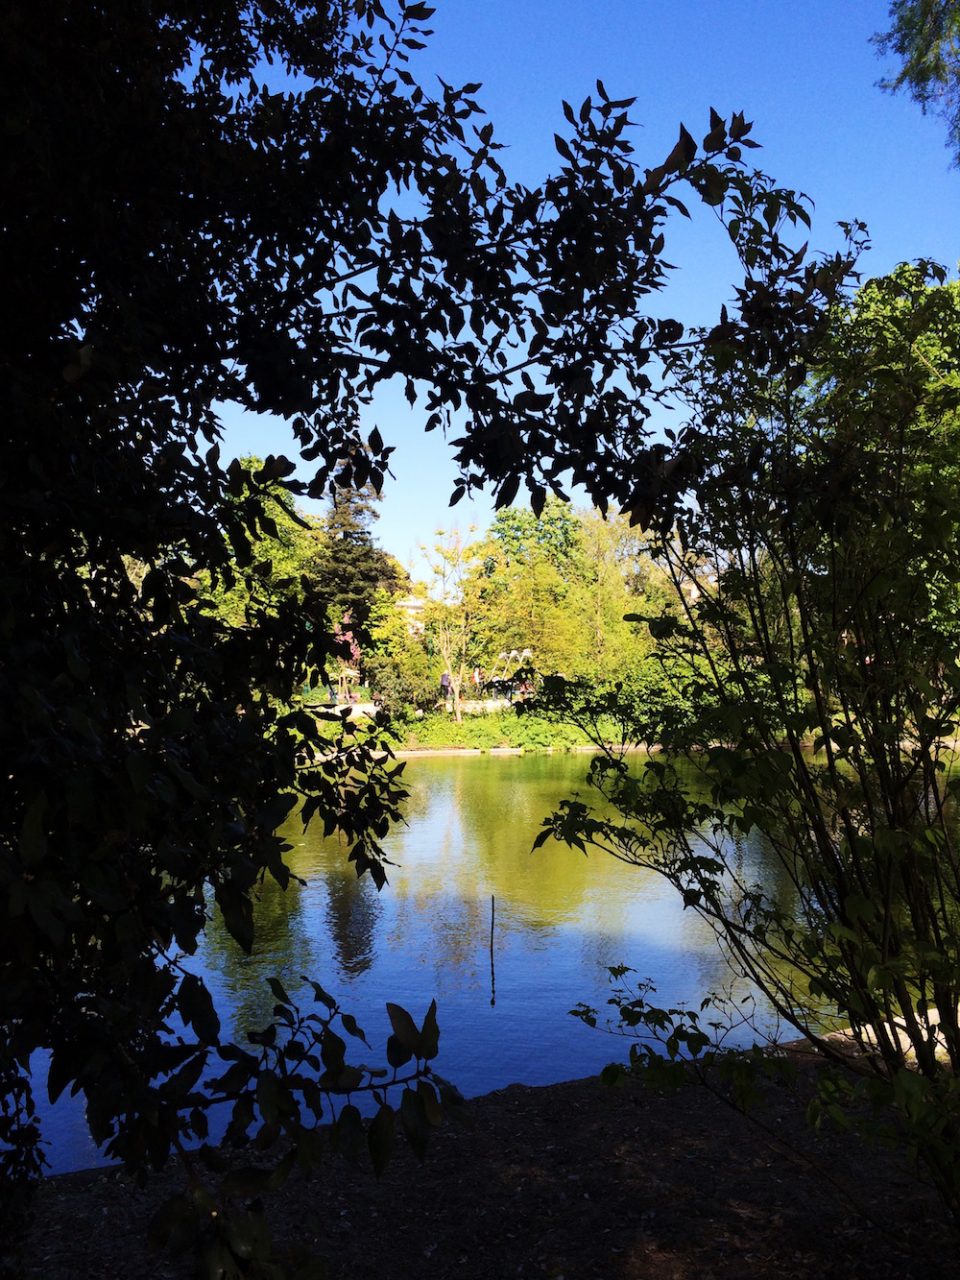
[1,0,855,1271]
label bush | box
[398,709,596,751]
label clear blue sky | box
[219,0,959,575]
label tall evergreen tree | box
[311,485,408,650]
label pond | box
[44,751,783,1172]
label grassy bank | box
[396,710,597,752]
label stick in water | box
[489,893,496,1007]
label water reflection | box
[322,861,381,977]
[46,753,783,1172]
[199,754,775,1082]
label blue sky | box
[219,0,959,574]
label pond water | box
[44,752,783,1173]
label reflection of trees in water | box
[197,756,804,1053]
[386,890,487,994]
[322,867,381,977]
[200,868,323,1043]
[200,815,383,1039]
[380,757,730,984]
[422,755,631,931]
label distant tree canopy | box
[1,0,856,1269]
[876,0,960,162]
[468,500,662,683]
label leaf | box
[600,1062,625,1087]
[418,999,440,1060]
[148,1194,196,1255]
[664,124,697,173]
[340,1012,368,1043]
[320,1027,347,1075]
[418,1079,443,1127]
[216,884,254,954]
[334,1103,364,1163]
[495,473,520,510]
[255,1072,286,1126]
[178,974,221,1045]
[368,1104,395,1178]
[400,1088,429,1159]
[266,976,291,1007]
[386,1002,422,1054]
[386,1033,413,1070]
[163,1051,208,1100]
[304,977,337,1009]
[46,1049,75,1105]
[554,133,573,162]
[648,614,682,639]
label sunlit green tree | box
[197,455,325,627]
[422,530,485,723]
[542,263,960,1217]
[472,500,589,676]
[364,588,437,716]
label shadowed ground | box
[12,1071,952,1279]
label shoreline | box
[15,1070,951,1279]
[392,743,612,757]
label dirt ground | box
[9,1069,956,1280]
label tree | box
[575,509,666,683]
[2,0,856,1268]
[364,588,437,716]
[472,500,590,676]
[310,483,408,651]
[472,502,673,684]
[421,530,483,723]
[197,456,325,628]
[875,1,960,163]
[539,263,960,1217]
